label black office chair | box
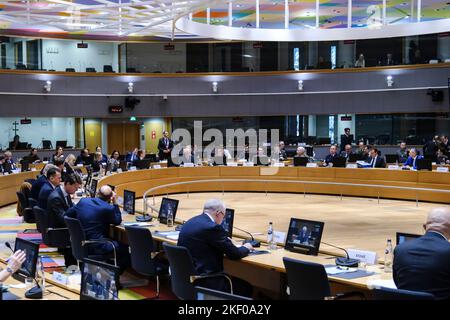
[125,226,169,298]
[283,257,365,300]
[103,65,114,72]
[16,191,35,224]
[64,216,117,266]
[85,67,96,72]
[33,206,71,248]
[162,242,233,300]
[65,68,76,72]
[372,287,435,300]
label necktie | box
[373,157,377,168]
[413,157,416,168]
[165,138,168,148]
[66,195,73,208]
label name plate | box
[273,230,286,243]
[183,163,194,167]
[273,162,285,167]
[76,164,83,167]
[116,168,122,173]
[129,166,137,171]
[347,248,378,265]
[436,167,449,173]
[31,168,37,172]
[3,172,9,176]
[227,163,238,167]
[52,271,69,285]
[306,163,318,168]
[43,161,48,164]
[153,165,161,169]
[346,163,357,169]
[243,162,254,167]
[388,165,400,170]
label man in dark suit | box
[340,144,354,160]
[423,136,439,162]
[3,151,17,171]
[30,164,55,200]
[393,207,450,299]
[158,131,174,162]
[76,149,91,166]
[324,145,339,166]
[368,148,386,168]
[340,128,353,153]
[38,167,62,210]
[47,173,82,267]
[65,185,130,272]
[298,226,311,244]
[178,199,254,297]
[402,148,423,170]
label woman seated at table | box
[107,150,120,172]
[52,146,65,163]
[92,152,104,173]
[95,146,108,163]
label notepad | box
[156,231,180,240]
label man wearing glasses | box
[178,199,253,297]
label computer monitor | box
[18,142,28,149]
[385,154,399,164]
[331,156,347,168]
[158,197,179,224]
[89,179,98,197]
[305,146,314,157]
[118,160,128,172]
[396,232,421,246]
[144,154,157,162]
[416,158,432,171]
[284,218,325,256]
[42,140,52,149]
[80,258,120,300]
[123,190,135,215]
[317,137,331,145]
[221,208,235,238]
[348,153,361,163]
[55,140,67,148]
[12,238,40,281]
[293,157,308,167]
[134,159,151,170]
[20,160,29,172]
[195,286,252,300]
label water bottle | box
[110,280,118,300]
[267,222,276,250]
[167,208,174,228]
[36,256,45,291]
[384,239,393,273]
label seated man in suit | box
[38,167,62,210]
[76,149,91,166]
[177,199,254,297]
[368,148,386,168]
[393,207,450,299]
[397,142,408,163]
[65,185,130,273]
[340,144,353,160]
[323,145,339,166]
[402,148,423,170]
[47,173,82,267]
[3,151,17,171]
[30,164,57,200]
[278,141,287,161]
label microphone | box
[5,242,14,253]
[233,226,261,248]
[175,220,186,231]
[24,275,42,299]
[322,241,359,267]
[135,212,152,222]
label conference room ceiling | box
[0,0,449,41]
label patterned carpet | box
[0,204,177,300]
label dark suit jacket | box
[403,155,424,169]
[393,231,450,299]
[47,186,72,228]
[62,163,75,182]
[158,137,174,159]
[340,134,353,151]
[31,175,47,200]
[324,153,338,165]
[65,198,121,252]
[368,156,386,168]
[38,181,56,210]
[178,213,250,275]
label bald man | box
[393,207,450,299]
[65,185,130,272]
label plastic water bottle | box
[167,208,174,227]
[110,280,118,300]
[36,256,45,291]
[267,222,276,250]
[384,239,393,273]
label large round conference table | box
[2,166,450,298]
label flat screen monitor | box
[284,218,325,256]
[416,158,432,171]
[20,160,29,172]
[56,140,67,148]
[195,286,252,300]
[331,156,347,168]
[134,159,151,170]
[396,232,421,246]
[221,208,235,238]
[90,179,98,197]
[305,146,314,157]
[293,156,309,167]
[123,190,135,215]
[80,258,120,300]
[118,160,128,172]
[12,238,40,281]
[158,197,179,224]
[317,137,331,145]
[18,142,28,149]
[144,154,157,162]
[348,153,361,163]
[385,154,399,163]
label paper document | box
[325,266,358,275]
[123,222,154,227]
[157,231,180,240]
[367,279,397,289]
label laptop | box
[293,157,309,167]
[396,232,421,245]
[331,156,347,168]
[385,154,399,164]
